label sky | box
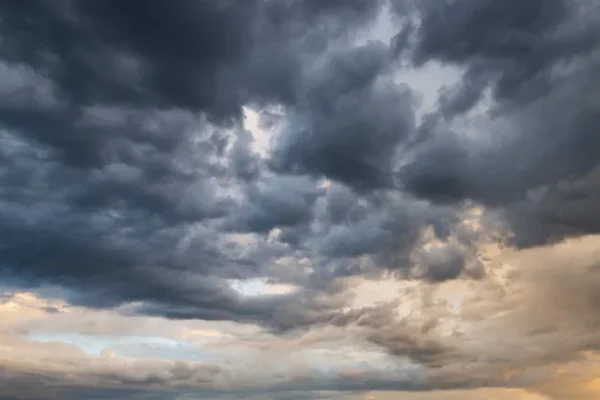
[0,0,600,399]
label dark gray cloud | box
[11,1,600,399]
[0,0,260,120]
[395,0,600,246]
[503,164,600,247]
[230,129,261,182]
[417,244,467,282]
[0,0,439,332]
[225,174,324,234]
[0,0,379,325]
[270,41,416,190]
[1,0,599,352]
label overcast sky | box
[1,1,600,399]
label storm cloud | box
[1,1,600,398]
[397,0,600,243]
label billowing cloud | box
[396,0,600,243]
[1,0,600,399]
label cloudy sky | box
[1,1,600,399]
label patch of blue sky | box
[26,332,223,362]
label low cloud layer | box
[1,0,599,399]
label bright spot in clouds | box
[243,106,273,158]
[229,278,298,296]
